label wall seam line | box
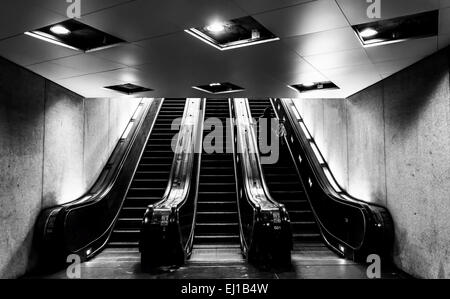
[82,98,86,190]
[345,98,349,190]
[382,81,388,208]
[40,80,47,209]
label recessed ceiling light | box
[104,83,153,95]
[193,82,244,94]
[206,22,226,33]
[25,19,126,52]
[50,25,71,35]
[352,10,438,47]
[186,16,279,51]
[302,81,315,87]
[289,81,339,93]
[359,28,378,38]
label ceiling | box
[0,0,449,99]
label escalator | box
[193,99,240,248]
[248,99,322,246]
[108,99,186,248]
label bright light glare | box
[302,81,315,87]
[360,28,378,38]
[209,83,221,87]
[206,22,226,33]
[50,25,71,35]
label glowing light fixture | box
[186,16,279,51]
[302,81,315,87]
[206,22,226,33]
[359,28,378,38]
[50,25,71,35]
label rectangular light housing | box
[25,19,125,52]
[185,16,279,51]
[352,10,439,47]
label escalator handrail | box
[35,98,161,266]
[273,98,393,257]
[141,98,204,259]
[233,98,283,211]
[231,98,292,262]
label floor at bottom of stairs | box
[26,245,408,279]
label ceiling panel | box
[365,36,438,63]
[232,0,313,15]
[374,57,421,78]
[0,1,65,40]
[0,35,78,66]
[439,7,450,35]
[27,61,86,81]
[336,0,440,25]
[0,0,447,99]
[32,0,133,17]
[50,54,127,77]
[80,0,182,42]
[321,64,382,97]
[156,0,247,30]
[91,43,155,67]
[55,72,130,98]
[283,26,362,56]
[304,48,372,71]
[253,0,349,38]
[274,69,328,86]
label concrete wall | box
[292,48,450,278]
[0,57,143,278]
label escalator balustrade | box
[108,99,186,248]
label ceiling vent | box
[185,16,279,51]
[289,82,339,93]
[193,82,245,94]
[104,83,153,95]
[352,10,439,47]
[25,19,126,52]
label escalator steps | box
[248,99,322,244]
[194,99,240,247]
[108,99,186,248]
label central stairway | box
[248,99,322,247]
[193,99,240,253]
[108,99,186,248]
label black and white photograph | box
[0,0,449,289]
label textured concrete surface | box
[42,82,84,208]
[292,98,349,189]
[109,97,141,154]
[84,98,110,189]
[295,48,450,278]
[0,58,45,278]
[383,51,450,279]
[0,56,148,278]
[347,85,387,206]
[322,99,348,190]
